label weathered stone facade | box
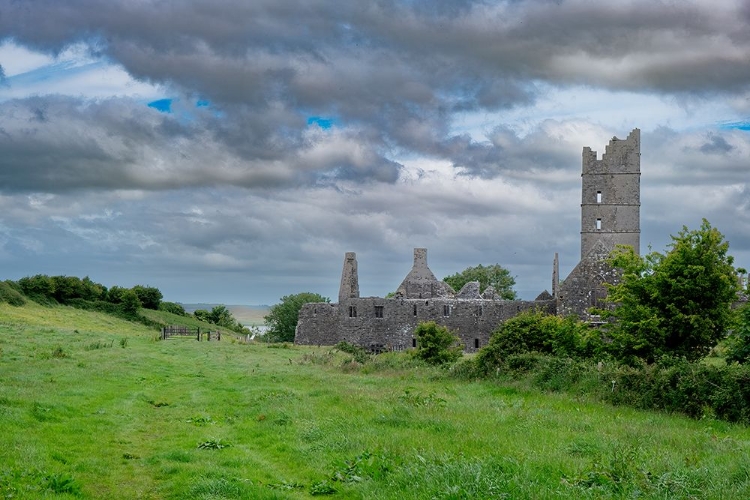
[295,130,642,350]
[295,249,555,352]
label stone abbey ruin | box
[294,129,642,352]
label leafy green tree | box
[443,264,517,299]
[159,301,187,316]
[131,285,163,310]
[106,285,127,304]
[264,292,330,342]
[726,304,750,364]
[17,275,55,301]
[119,289,142,316]
[412,321,463,365]
[80,277,107,301]
[602,219,739,363]
[193,309,210,322]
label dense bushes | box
[726,304,750,364]
[453,305,750,424]
[0,280,26,306]
[14,274,163,311]
[412,321,463,365]
[474,310,597,375]
[159,301,187,316]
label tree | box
[106,285,128,304]
[726,304,750,364]
[443,264,517,299]
[193,309,210,322]
[131,285,163,310]
[159,301,187,316]
[412,321,463,365]
[264,292,330,342]
[602,219,739,363]
[119,289,142,317]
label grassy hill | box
[2,301,750,498]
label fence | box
[160,326,222,341]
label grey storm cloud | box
[0,0,748,305]
[1,0,749,194]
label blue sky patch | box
[307,116,336,129]
[196,99,210,107]
[148,98,173,113]
[719,120,750,131]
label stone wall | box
[297,296,555,352]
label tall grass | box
[1,302,750,498]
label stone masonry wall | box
[297,297,555,352]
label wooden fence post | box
[197,327,201,341]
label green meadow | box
[2,302,750,499]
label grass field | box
[2,302,750,499]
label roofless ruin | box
[295,129,641,352]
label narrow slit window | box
[596,218,602,230]
[412,338,417,348]
[374,305,384,318]
[474,338,480,349]
[443,304,451,317]
[413,304,417,316]
[348,305,357,318]
[596,191,602,203]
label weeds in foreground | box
[197,438,231,450]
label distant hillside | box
[180,303,269,326]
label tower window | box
[596,218,602,230]
[596,191,602,203]
[348,305,357,318]
[374,306,384,318]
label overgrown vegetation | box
[193,304,249,333]
[3,302,750,499]
[442,263,517,299]
[599,219,739,364]
[264,292,330,342]
[726,303,750,364]
[412,321,463,365]
[14,274,164,321]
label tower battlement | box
[580,128,641,259]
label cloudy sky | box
[0,0,748,306]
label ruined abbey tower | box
[580,128,641,259]
[295,129,641,350]
[557,129,641,317]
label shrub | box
[0,280,26,306]
[131,285,162,310]
[412,321,463,365]
[335,341,370,364]
[726,304,750,364]
[119,289,142,317]
[159,301,187,316]
[474,310,590,375]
